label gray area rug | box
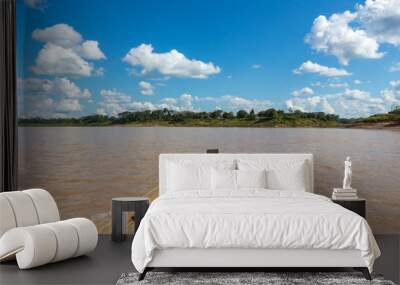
[116,272,396,285]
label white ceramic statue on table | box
[343,156,352,189]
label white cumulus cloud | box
[56,99,82,113]
[97,89,159,116]
[305,0,400,65]
[294,61,351,77]
[305,11,383,65]
[18,77,90,117]
[179,93,196,111]
[160,98,177,105]
[357,0,400,46]
[97,89,199,116]
[31,43,93,76]
[380,80,400,104]
[97,89,134,116]
[286,86,397,118]
[54,78,91,99]
[197,95,272,112]
[291,87,314,97]
[79,40,106,60]
[123,44,221,79]
[18,77,54,95]
[31,24,106,77]
[138,81,155,96]
[32,24,82,48]
[287,96,336,114]
[19,77,91,99]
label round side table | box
[111,197,149,242]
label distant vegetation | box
[18,108,400,128]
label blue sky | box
[17,0,400,118]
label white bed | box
[131,154,380,280]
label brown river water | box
[18,127,400,234]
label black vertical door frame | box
[0,0,18,192]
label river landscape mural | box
[17,0,400,233]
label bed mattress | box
[131,190,380,273]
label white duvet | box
[131,190,380,273]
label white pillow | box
[237,169,267,189]
[237,159,307,191]
[167,162,212,192]
[266,162,306,191]
[212,168,237,190]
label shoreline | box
[342,122,400,131]
[18,121,400,131]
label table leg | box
[133,202,149,234]
[112,202,123,242]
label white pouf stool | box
[0,189,98,269]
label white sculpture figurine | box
[343,156,352,189]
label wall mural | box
[17,0,400,234]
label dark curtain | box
[0,0,17,192]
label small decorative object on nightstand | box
[332,187,358,200]
[332,198,366,218]
[112,197,149,242]
[343,156,352,190]
[332,156,365,217]
[332,156,359,200]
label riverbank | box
[18,109,400,129]
[18,117,340,128]
[18,120,400,130]
[343,121,400,130]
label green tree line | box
[18,108,342,126]
[18,107,400,127]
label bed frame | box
[139,153,371,280]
